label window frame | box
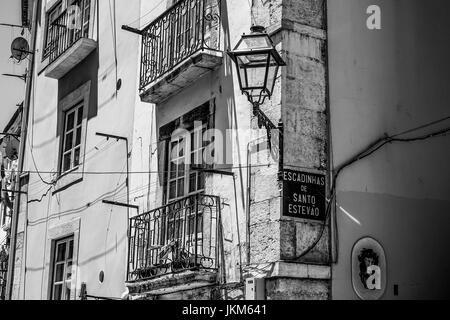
[166,123,207,203]
[43,219,80,300]
[60,103,84,175]
[55,81,90,192]
[42,0,64,61]
[50,236,74,301]
[163,123,208,249]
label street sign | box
[282,170,327,221]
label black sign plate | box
[282,170,327,221]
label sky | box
[0,0,28,131]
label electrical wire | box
[0,165,256,176]
[8,118,450,206]
[289,124,450,262]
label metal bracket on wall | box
[252,102,284,180]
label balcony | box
[44,0,96,79]
[126,194,222,296]
[139,0,223,104]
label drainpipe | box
[6,0,39,300]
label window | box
[55,81,90,191]
[60,103,83,174]
[165,124,207,247]
[50,236,74,301]
[167,124,207,202]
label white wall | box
[328,0,450,299]
[21,0,141,300]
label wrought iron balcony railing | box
[44,0,91,64]
[127,194,222,282]
[140,0,221,90]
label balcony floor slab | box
[126,270,218,298]
[140,50,223,104]
[45,38,97,80]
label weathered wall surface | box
[328,0,450,299]
[280,0,329,266]
[18,0,141,300]
[245,0,331,300]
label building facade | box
[0,106,22,300]
[4,0,450,300]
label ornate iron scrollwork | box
[127,194,222,281]
[139,0,222,89]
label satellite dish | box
[5,136,19,160]
[10,37,30,62]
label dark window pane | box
[198,171,205,190]
[53,284,63,300]
[54,263,64,282]
[74,148,80,167]
[178,163,185,178]
[189,173,196,193]
[64,132,73,152]
[63,153,71,172]
[75,127,82,146]
[68,240,74,259]
[56,242,66,262]
[191,132,195,150]
[77,107,83,125]
[170,161,177,179]
[67,112,75,130]
[190,152,195,166]
[177,179,184,198]
[169,181,176,200]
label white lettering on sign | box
[288,204,320,217]
[366,5,382,30]
[366,265,382,290]
[283,170,326,221]
[282,171,326,186]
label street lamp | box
[227,25,286,149]
[227,25,285,106]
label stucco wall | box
[328,0,450,299]
[20,0,141,300]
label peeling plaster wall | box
[242,0,331,300]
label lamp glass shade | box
[228,28,285,105]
